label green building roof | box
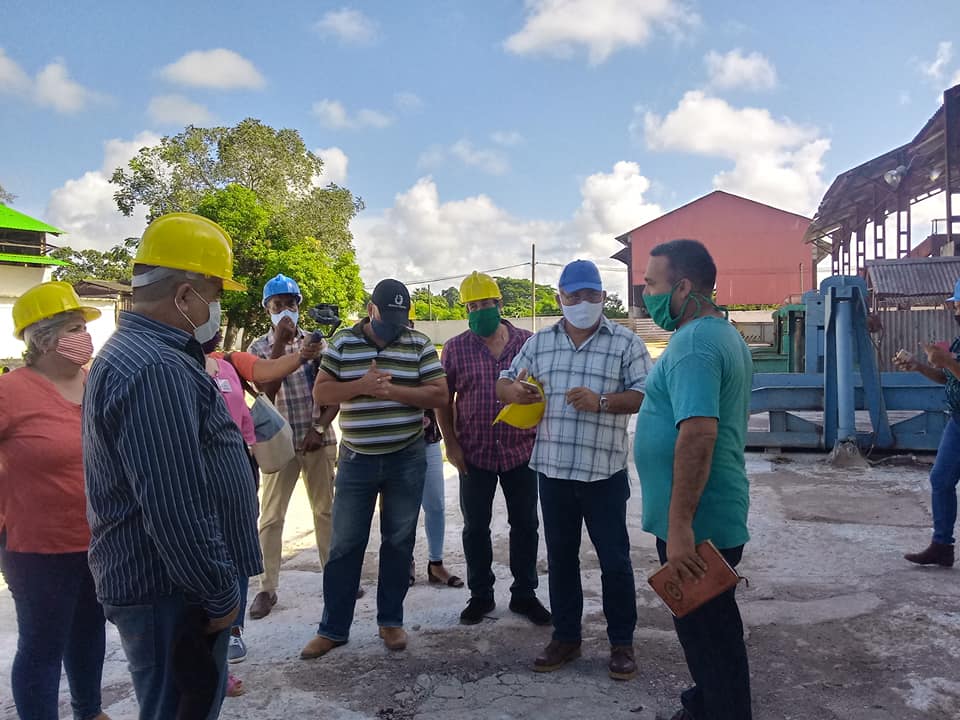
[0,252,69,266]
[0,204,64,235]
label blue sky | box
[2,0,959,293]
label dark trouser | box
[656,539,752,720]
[459,461,540,602]
[317,439,426,641]
[931,417,960,545]
[103,593,230,720]
[538,470,636,647]
[0,545,106,720]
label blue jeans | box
[422,441,445,562]
[0,547,106,720]
[538,470,636,647]
[656,539,752,720]
[460,462,540,601]
[103,593,230,720]
[931,417,960,544]
[317,439,426,641]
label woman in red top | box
[0,281,110,720]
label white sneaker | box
[228,630,247,664]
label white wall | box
[0,295,117,362]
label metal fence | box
[873,307,956,371]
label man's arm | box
[436,400,466,473]
[313,360,389,405]
[565,388,643,413]
[115,364,240,622]
[667,416,718,583]
[372,377,449,409]
[256,317,297,401]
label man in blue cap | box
[496,259,652,681]
[246,274,337,633]
[899,278,960,568]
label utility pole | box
[531,243,536,332]
[427,283,433,321]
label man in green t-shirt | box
[634,239,753,720]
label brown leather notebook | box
[647,540,742,618]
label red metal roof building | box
[612,190,817,313]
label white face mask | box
[178,288,221,344]
[562,300,603,330]
[270,309,299,328]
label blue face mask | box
[372,319,403,344]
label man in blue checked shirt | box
[84,213,261,720]
[497,259,652,682]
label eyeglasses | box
[561,290,603,304]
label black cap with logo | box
[371,279,411,326]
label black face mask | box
[371,319,403,344]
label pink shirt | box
[209,357,256,445]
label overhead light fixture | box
[883,164,908,188]
[930,166,944,182]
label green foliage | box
[109,119,365,344]
[411,287,466,320]
[495,276,560,317]
[603,293,628,318]
[50,238,137,284]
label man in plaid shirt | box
[436,272,551,627]
[247,274,339,625]
[498,259,652,682]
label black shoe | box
[509,596,552,626]
[459,597,495,625]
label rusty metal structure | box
[805,84,960,274]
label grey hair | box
[22,310,84,366]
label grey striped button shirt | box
[83,311,262,618]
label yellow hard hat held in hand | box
[493,376,545,429]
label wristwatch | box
[599,395,609,412]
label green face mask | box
[644,283,699,332]
[468,305,501,337]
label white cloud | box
[641,90,828,215]
[0,50,98,114]
[491,130,524,146]
[160,49,265,90]
[419,140,510,175]
[394,91,423,112]
[315,8,378,45]
[504,0,699,65]
[352,162,659,295]
[315,146,349,185]
[922,41,953,81]
[705,49,777,91]
[46,131,162,252]
[311,98,392,129]
[0,48,30,93]
[147,94,214,126]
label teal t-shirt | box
[634,316,752,549]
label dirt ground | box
[3,445,960,719]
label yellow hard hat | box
[13,281,102,339]
[134,212,245,291]
[492,377,545,429]
[460,272,501,304]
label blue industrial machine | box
[749,276,948,452]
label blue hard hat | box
[262,274,302,307]
[949,279,960,303]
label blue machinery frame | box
[748,276,948,451]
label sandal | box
[428,560,464,588]
[226,673,245,697]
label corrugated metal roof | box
[865,256,960,300]
[0,204,64,235]
[0,252,69,266]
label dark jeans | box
[103,593,230,720]
[656,539,752,720]
[538,470,636,647]
[459,461,539,601]
[0,546,106,720]
[317,439,426,641]
[931,417,960,544]
[233,575,248,631]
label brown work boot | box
[379,626,408,651]
[608,645,637,680]
[299,635,346,660]
[904,542,955,567]
[248,591,277,619]
[533,639,581,672]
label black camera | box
[307,303,342,340]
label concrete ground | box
[2,447,959,719]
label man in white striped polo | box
[300,279,448,658]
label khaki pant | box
[257,444,337,593]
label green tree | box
[0,182,15,205]
[50,238,137,284]
[495,277,560,317]
[441,286,460,309]
[109,119,365,345]
[603,293,628,318]
[411,287,466,320]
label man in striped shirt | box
[300,279,448,659]
[83,213,261,720]
[497,259,652,682]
